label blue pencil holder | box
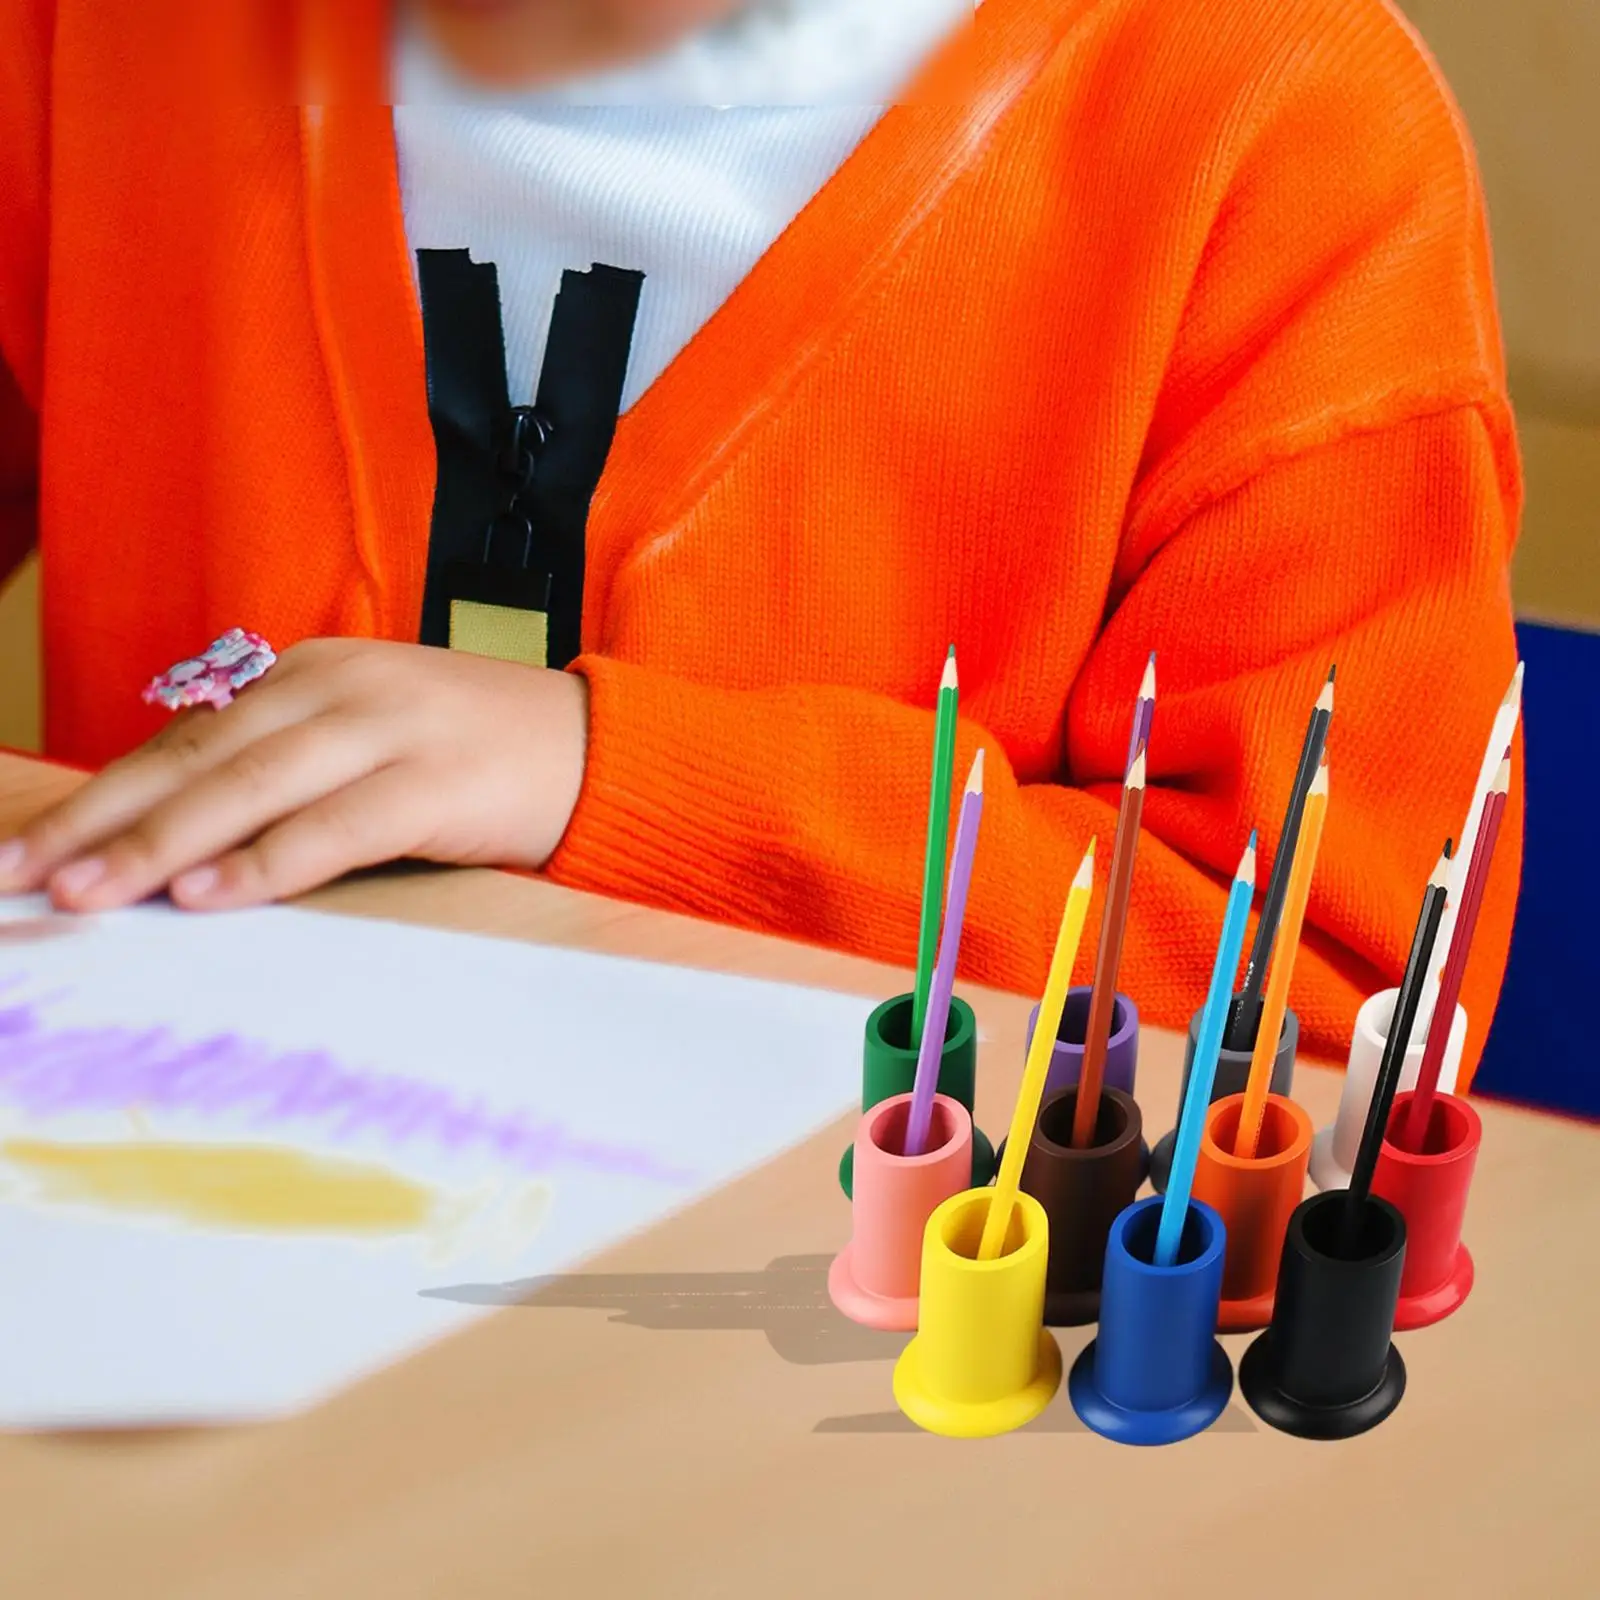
[1068,1196,1233,1446]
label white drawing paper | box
[0,896,873,1429]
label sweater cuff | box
[545,654,783,917]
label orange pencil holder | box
[1150,1006,1298,1193]
[829,1093,974,1332]
[1192,1093,1313,1332]
[1371,1089,1481,1330]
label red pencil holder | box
[1372,1090,1481,1330]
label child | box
[0,0,1522,1075]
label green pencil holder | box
[839,993,993,1198]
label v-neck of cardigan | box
[295,0,1075,647]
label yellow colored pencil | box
[1234,760,1328,1159]
[977,839,1096,1261]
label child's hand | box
[0,639,590,913]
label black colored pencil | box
[1339,839,1453,1254]
[1227,666,1336,1050]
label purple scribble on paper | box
[0,987,692,1186]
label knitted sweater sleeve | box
[552,402,1518,1077]
[548,2,1522,1080]
[0,365,36,589]
[0,0,50,585]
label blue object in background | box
[1473,621,1598,1120]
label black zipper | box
[415,249,643,667]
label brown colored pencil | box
[1071,743,1148,1148]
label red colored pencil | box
[1398,754,1511,1152]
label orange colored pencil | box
[1234,759,1328,1159]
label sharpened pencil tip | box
[1127,746,1148,789]
[1493,754,1511,792]
[939,650,958,693]
[1310,758,1329,796]
[1137,655,1156,701]
[1315,676,1335,714]
[1241,833,1258,882]
[967,747,985,791]
[1074,843,1095,888]
[1504,660,1525,709]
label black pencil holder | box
[1239,1189,1408,1440]
[1150,1003,1298,1194]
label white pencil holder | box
[1308,987,1468,1192]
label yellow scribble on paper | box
[423,1178,556,1266]
[0,1138,436,1235]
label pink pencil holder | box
[829,1093,973,1331]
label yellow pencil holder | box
[893,1188,1061,1439]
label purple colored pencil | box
[903,750,987,1157]
[1124,653,1156,771]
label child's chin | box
[412,4,554,89]
[412,0,742,90]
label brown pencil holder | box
[1019,1086,1145,1326]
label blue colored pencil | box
[1154,830,1258,1268]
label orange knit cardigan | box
[0,0,1522,1079]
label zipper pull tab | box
[496,405,553,495]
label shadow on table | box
[814,1403,1259,1435]
[421,1254,1260,1437]
[420,1253,906,1367]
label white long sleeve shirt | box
[393,0,974,410]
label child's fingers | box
[168,762,435,911]
[1,679,320,894]
[45,715,383,913]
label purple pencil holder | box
[994,988,1147,1183]
[1026,987,1140,1101]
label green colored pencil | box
[911,646,959,1048]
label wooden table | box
[1,751,1595,1599]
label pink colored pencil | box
[903,750,986,1157]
